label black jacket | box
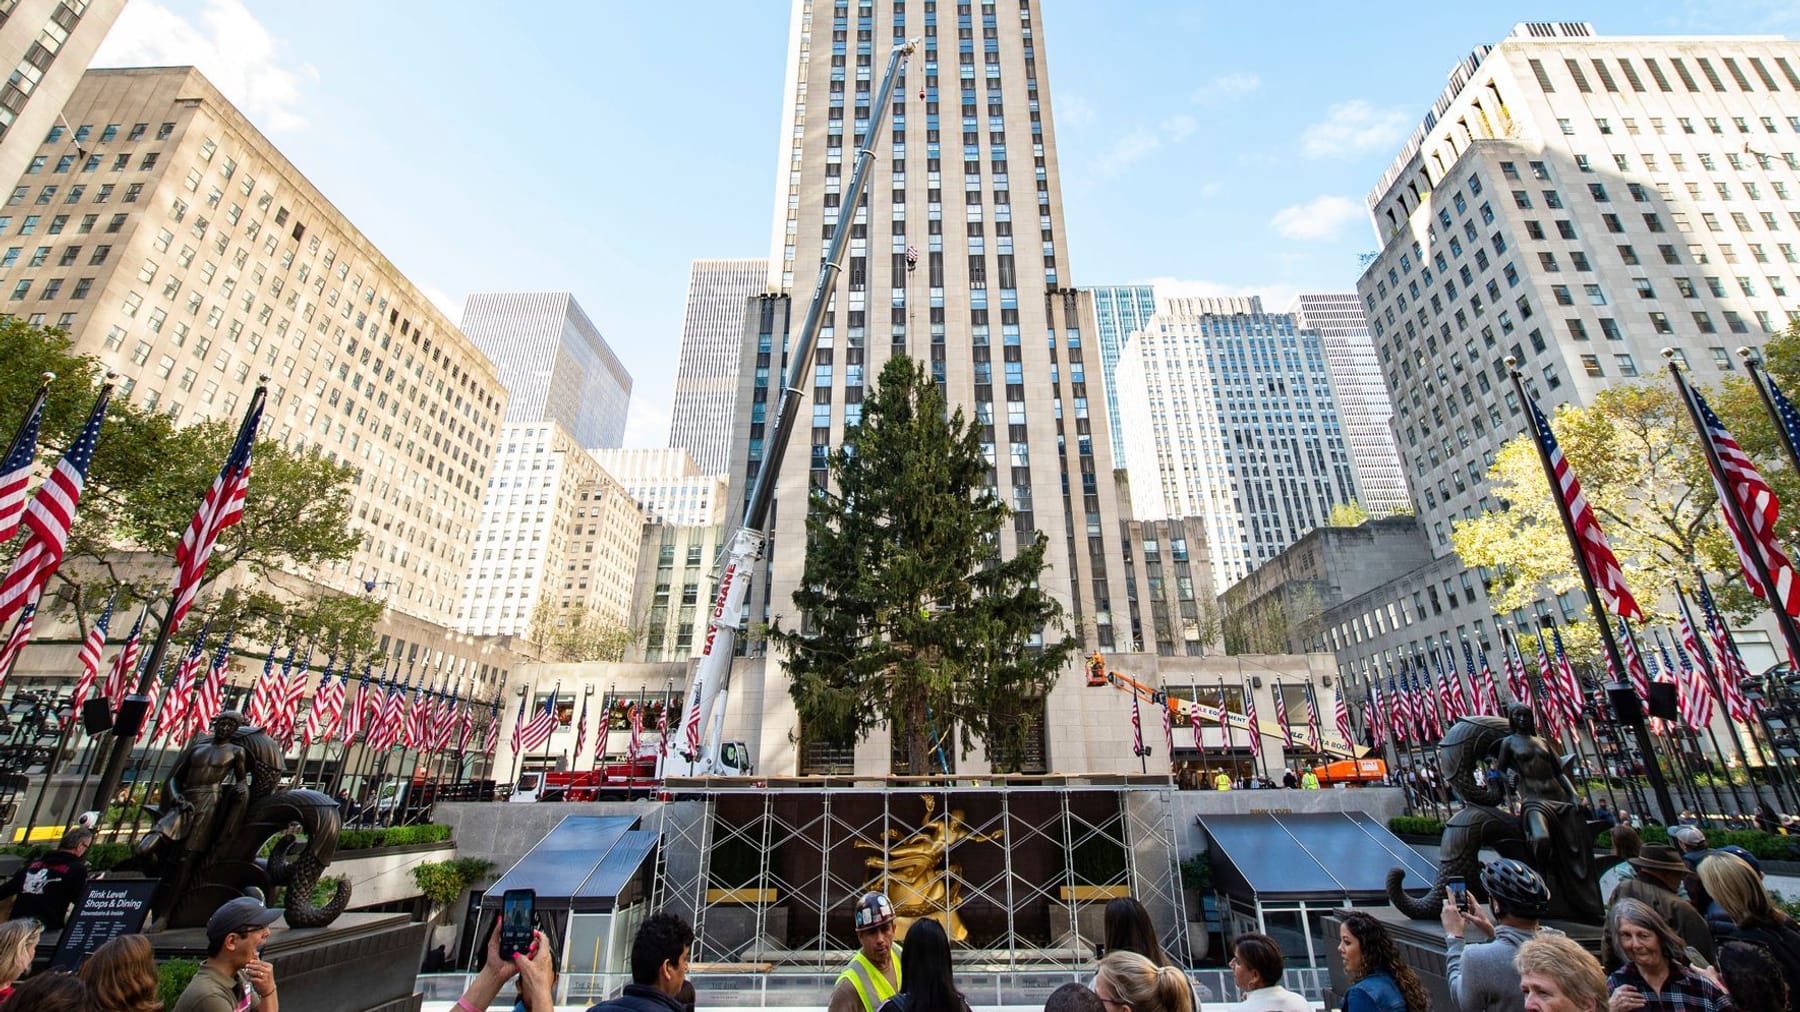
[587,983,689,1012]
[1710,917,1800,1012]
[0,849,87,930]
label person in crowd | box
[1301,768,1321,790]
[1044,982,1104,1012]
[1338,910,1430,1012]
[1756,803,1784,836]
[1099,897,1201,1010]
[171,896,281,1012]
[451,919,535,1012]
[829,893,901,1012]
[877,919,968,1012]
[0,827,91,931]
[1282,769,1298,789]
[1696,852,1800,1004]
[1515,933,1610,1012]
[1715,942,1788,1012]
[510,929,556,1012]
[1444,858,1558,1012]
[1604,898,1732,1012]
[1228,932,1308,1012]
[3,972,91,1011]
[1094,951,1192,1012]
[583,911,692,1012]
[1214,770,1233,792]
[0,918,43,1003]
[676,980,697,1012]
[79,933,163,1012]
[1604,846,1715,967]
[1671,826,1710,868]
[1600,824,1643,902]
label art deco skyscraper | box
[1290,293,1410,515]
[460,292,631,448]
[729,0,1134,766]
[669,258,767,473]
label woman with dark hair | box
[1717,942,1788,1012]
[1100,897,1200,1010]
[1599,824,1643,903]
[1230,932,1308,1012]
[1338,911,1430,1012]
[2,972,91,1011]
[77,934,162,1012]
[878,919,969,1012]
[1605,899,1732,1012]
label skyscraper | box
[1115,296,1359,589]
[1289,293,1409,515]
[729,0,1134,770]
[670,258,767,473]
[0,0,126,192]
[459,292,631,448]
[1086,284,1158,461]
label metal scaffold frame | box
[654,777,1188,972]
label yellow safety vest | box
[837,946,902,1012]
[1214,773,1232,791]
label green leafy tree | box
[1328,501,1371,527]
[0,321,366,645]
[770,356,1078,774]
[529,600,638,662]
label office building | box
[0,67,505,633]
[727,0,1139,774]
[670,258,767,473]
[458,422,640,643]
[1115,296,1360,589]
[460,292,631,448]
[1289,293,1410,515]
[1334,24,1800,703]
[1086,284,1158,460]
[590,447,728,528]
[0,0,126,193]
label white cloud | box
[623,399,672,450]
[1057,93,1097,128]
[1299,100,1411,159]
[1270,195,1363,241]
[92,0,317,134]
[1093,115,1198,177]
[1191,72,1261,106]
[1140,277,1303,314]
[1160,114,1196,143]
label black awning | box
[1201,811,1438,902]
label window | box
[1585,284,1607,305]
[1634,278,1655,298]
[1650,312,1673,334]
[1616,354,1639,377]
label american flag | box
[1697,582,1756,723]
[1335,689,1354,748]
[0,380,47,542]
[192,624,233,736]
[1689,385,1800,618]
[435,684,460,751]
[371,676,405,750]
[1364,695,1384,748]
[70,592,115,719]
[156,625,209,744]
[1302,684,1321,750]
[1415,661,1441,739]
[341,662,372,743]
[628,701,643,758]
[1533,630,1560,737]
[0,384,111,630]
[1271,682,1294,747]
[483,692,503,757]
[572,695,589,760]
[405,680,431,750]
[1524,392,1645,623]
[518,684,560,753]
[1615,619,1650,701]
[246,642,290,730]
[300,656,342,747]
[1385,674,1408,743]
[1502,629,1528,705]
[657,695,670,743]
[1663,624,1714,730]
[166,392,263,640]
[457,692,475,751]
[0,588,41,683]
[1241,680,1262,749]
[1470,642,1499,716]
[276,647,311,745]
[1441,646,1471,721]
[1129,691,1144,755]
[1160,690,1175,754]
[1550,628,1585,729]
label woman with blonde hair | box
[0,917,42,1002]
[77,933,162,1012]
[1516,933,1609,1012]
[1698,853,1800,1010]
[1095,950,1193,1012]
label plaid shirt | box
[1608,961,1735,1012]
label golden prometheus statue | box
[855,794,1003,943]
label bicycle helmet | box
[853,891,896,931]
[1479,857,1552,918]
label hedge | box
[1385,818,1800,861]
[1388,816,1446,837]
[2,823,451,870]
[158,959,199,1007]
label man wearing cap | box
[172,896,281,1012]
[1602,844,1714,968]
[829,892,901,1012]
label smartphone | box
[500,888,536,960]
[1446,877,1469,911]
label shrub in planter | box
[1387,816,1445,837]
[158,959,199,1007]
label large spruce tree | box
[772,354,1076,774]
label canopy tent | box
[480,814,658,914]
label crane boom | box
[664,37,920,778]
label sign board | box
[49,879,157,970]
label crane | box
[661,37,921,779]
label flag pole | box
[1741,348,1800,480]
[1509,361,1676,824]
[1692,573,1800,813]
[0,373,53,527]
[91,382,265,813]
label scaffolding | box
[655,776,1188,973]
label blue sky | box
[92,1,1800,448]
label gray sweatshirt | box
[1447,923,1559,1012]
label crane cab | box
[1086,652,1107,686]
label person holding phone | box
[1443,858,1555,1012]
[171,896,282,1012]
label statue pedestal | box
[1321,910,1603,1012]
[149,911,428,1012]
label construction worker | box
[828,892,901,1012]
[1301,768,1321,790]
[1214,770,1233,791]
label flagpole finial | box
[102,370,118,381]
[39,371,54,384]
[1503,355,1518,370]
[257,373,270,385]
[1660,346,1679,363]
[1737,346,1757,364]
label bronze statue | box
[1387,705,1603,923]
[136,713,351,929]
[854,794,1002,942]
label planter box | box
[330,842,459,908]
